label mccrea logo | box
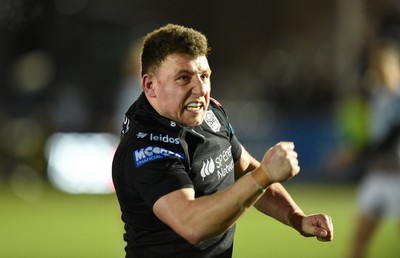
[133,146,184,168]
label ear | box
[142,74,156,97]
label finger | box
[287,150,298,159]
[314,227,328,238]
[326,216,334,240]
[279,141,295,150]
[286,153,298,163]
[317,232,333,242]
[293,164,301,174]
[315,227,335,242]
[291,165,301,176]
[315,216,334,241]
[288,154,300,174]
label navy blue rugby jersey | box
[112,93,242,257]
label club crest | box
[204,110,221,132]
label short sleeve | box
[132,158,193,207]
[229,125,242,162]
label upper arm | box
[153,188,197,241]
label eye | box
[200,73,210,82]
[177,74,191,82]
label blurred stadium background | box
[0,0,399,257]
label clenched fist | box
[260,142,300,183]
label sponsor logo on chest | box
[200,146,234,181]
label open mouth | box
[186,102,204,111]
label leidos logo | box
[150,133,180,145]
[136,132,180,145]
[136,132,147,138]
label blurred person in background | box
[113,38,143,133]
[112,24,333,257]
[348,39,400,258]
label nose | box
[192,76,208,96]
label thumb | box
[314,227,328,238]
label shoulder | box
[201,97,233,135]
[210,97,222,107]
[122,121,186,170]
[209,97,228,117]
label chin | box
[186,118,204,127]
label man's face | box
[143,54,211,126]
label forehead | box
[159,54,210,73]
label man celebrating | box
[112,24,334,257]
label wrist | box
[288,211,305,233]
[250,168,271,191]
[249,172,266,192]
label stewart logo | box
[200,158,216,178]
[200,146,234,181]
[133,146,184,168]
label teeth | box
[187,103,201,107]
[186,102,202,110]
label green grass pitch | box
[0,183,398,257]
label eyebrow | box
[177,69,194,74]
[176,68,211,75]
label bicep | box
[153,188,195,235]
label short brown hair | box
[141,24,210,76]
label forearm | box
[155,142,303,244]
[253,182,303,226]
[190,170,302,239]
[236,144,303,227]
[192,172,266,231]
[154,169,272,245]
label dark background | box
[1,0,399,185]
